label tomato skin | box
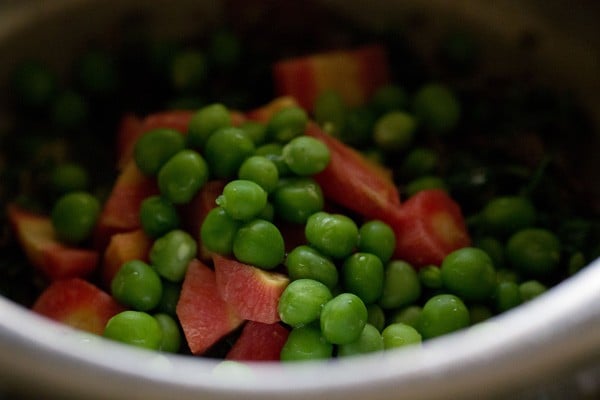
[391,189,471,267]
[225,321,290,362]
[273,45,390,110]
[305,123,402,223]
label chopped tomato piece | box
[226,321,289,362]
[391,189,471,267]
[101,229,152,287]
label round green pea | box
[134,129,187,176]
[441,247,497,302]
[139,196,181,238]
[157,150,208,204]
[239,121,268,146]
[187,103,232,148]
[155,280,181,317]
[320,293,368,345]
[342,252,384,305]
[389,305,423,328]
[401,147,438,179]
[469,304,493,325]
[337,324,384,357]
[405,176,447,197]
[305,212,359,259]
[284,245,338,289]
[282,136,330,176]
[200,206,241,255]
[506,228,561,276]
[480,196,536,236]
[280,325,333,362]
[154,313,181,353]
[313,90,346,134]
[254,143,291,176]
[495,281,522,312]
[382,323,422,349]
[233,219,285,269]
[371,84,409,115]
[204,127,255,179]
[111,260,163,311]
[238,156,279,193]
[379,260,421,309]
[51,163,89,194]
[103,311,162,350]
[366,304,386,332]
[273,178,324,224]
[373,111,416,152]
[278,279,333,327]
[413,83,461,134]
[267,106,308,143]
[170,50,207,93]
[519,280,547,301]
[418,294,470,339]
[358,220,396,264]
[149,229,197,282]
[51,191,101,244]
[475,236,505,269]
[419,265,443,289]
[216,180,267,221]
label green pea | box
[388,305,423,328]
[496,268,521,284]
[51,90,89,130]
[405,176,447,197]
[282,136,330,176]
[320,293,368,345]
[475,236,505,269]
[51,191,101,244]
[233,219,285,269]
[111,260,163,311]
[401,147,439,179]
[50,163,89,194]
[155,280,181,317]
[76,50,118,97]
[413,83,460,134]
[313,90,346,134]
[278,279,333,327]
[255,142,291,176]
[441,247,497,302]
[150,229,197,282]
[267,106,308,143]
[285,245,338,289]
[154,313,181,353]
[239,121,268,146]
[170,50,207,93]
[200,206,241,255]
[305,212,359,259]
[11,60,57,108]
[338,324,384,357]
[418,294,470,339]
[280,325,333,362]
[371,84,409,115]
[134,129,186,176]
[158,150,208,204]
[379,260,421,309]
[506,228,561,276]
[238,156,279,193]
[216,180,267,221]
[342,253,384,305]
[419,265,443,289]
[358,220,396,264]
[519,280,547,302]
[495,281,522,313]
[382,323,422,349]
[257,201,275,221]
[204,127,255,179]
[103,311,162,350]
[479,196,536,236]
[373,111,416,152]
[139,196,181,238]
[273,178,324,224]
[187,103,232,149]
[568,251,586,276]
[366,304,386,332]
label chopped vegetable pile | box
[1,1,599,362]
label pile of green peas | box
[2,14,598,360]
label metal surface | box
[1,1,599,399]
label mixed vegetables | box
[1,2,599,362]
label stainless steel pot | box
[1,1,599,399]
